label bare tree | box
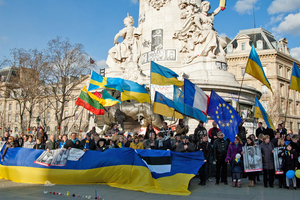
[43,37,93,135]
[2,48,46,132]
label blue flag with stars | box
[207,90,242,143]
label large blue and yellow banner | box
[0,147,204,196]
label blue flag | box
[207,90,242,143]
[174,86,208,122]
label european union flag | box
[207,90,242,143]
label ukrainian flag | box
[88,70,124,92]
[0,147,204,196]
[254,97,275,130]
[290,62,300,93]
[102,89,121,107]
[245,46,273,93]
[151,61,184,86]
[121,80,151,104]
[153,91,183,119]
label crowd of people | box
[1,120,300,190]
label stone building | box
[0,66,90,136]
[226,28,300,133]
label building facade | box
[226,28,300,133]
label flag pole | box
[284,86,290,125]
[236,72,246,112]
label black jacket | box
[271,137,279,148]
[154,138,171,150]
[79,139,96,150]
[33,143,45,150]
[64,139,81,149]
[175,141,195,152]
[290,141,300,156]
[255,127,265,138]
[198,141,211,160]
[194,126,207,143]
[213,138,229,160]
[1,142,15,160]
[280,150,298,172]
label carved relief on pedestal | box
[146,0,171,11]
[174,1,227,64]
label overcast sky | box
[1,0,300,70]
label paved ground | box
[0,176,299,200]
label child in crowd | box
[231,153,244,188]
[277,138,286,188]
[280,143,298,190]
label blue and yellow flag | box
[88,70,124,92]
[174,86,208,122]
[290,62,300,93]
[207,90,242,143]
[102,89,121,107]
[121,80,151,104]
[254,97,275,130]
[153,91,183,119]
[245,46,273,93]
[151,61,184,86]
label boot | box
[233,180,236,187]
[237,180,241,188]
[248,180,251,187]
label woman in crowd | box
[260,135,275,188]
[33,137,45,150]
[37,127,48,144]
[244,136,257,187]
[130,135,144,149]
[144,132,156,149]
[59,134,68,149]
[23,135,36,149]
[144,124,156,140]
[225,136,243,163]
[280,143,298,190]
[1,136,16,162]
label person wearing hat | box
[194,121,207,144]
[231,153,244,188]
[97,138,108,152]
[175,135,195,152]
[80,132,96,151]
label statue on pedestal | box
[174,1,227,64]
[106,15,141,70]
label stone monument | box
[104,0,261,131]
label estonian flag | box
[245,46,273,93]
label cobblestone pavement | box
[0,176,299,200]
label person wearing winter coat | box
[260,135,275,188]
[80,132,96,151]
[1,136,16,162]
[130,135,144,150]
[225,136,243,163]
[154,132,171,150]
[231,153,244,188]
[280,143,298,190]
[197,135,211,186]
[33,137,45,150]
[175,135,195,152]
[213,132,229,185]
[194,121,207,144]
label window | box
[65,101,69,107]
[262,100,269,112]
[257,40,263,49]
[14,127,18,133]
[288,101,293,115]
[8,114,11,122]
[262,85,268,94]
[16,103,19,110]
[241,42,246,51]
[290,122,293,131]
[263,66,267,76]
[64,126,68,134]
[279,65,283,76]
[47,112,50,122]
[296,103,299,115]
[298,123,300,130]
[75,110,79,120]
[15,115,19,122]
[280,83,285,96]
[287,68,291,79]
[227,44,233,53]
[241,68,245,76]
[47,126,50,132]
[9,104,12,110]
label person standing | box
[231,153,244,188]
[238,121,247,145]
[80,132,96,150]
[260,135,275,188]
[245,136,258,187]
[225,136,243,164]
[271,131,280,148]
[175,135,195,152]
[213,132,229,185]
[277,124,287,139]
[176,119,189,135]
[208,121,220,145]
[197,135,211,186]
[160,122,173,137]
[194,121,207,144]
[280,144,298,190]
[256,122,265,138]
[45,135,58,151]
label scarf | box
[158,138,165,148]
[235,158,240,163]
[60,140,67,148]
[72,138,78,144]
[84,138,90,149]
